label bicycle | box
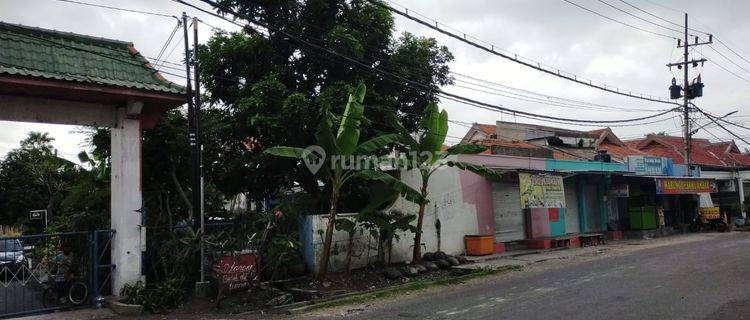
[42,273,89,307]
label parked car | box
[0,239,30,279]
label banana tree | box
[388,103,499,261]
[265,82,422,280]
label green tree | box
[199,0,453,203]
[265,82,422,280]
[389,104,498,261]
[0,132,81,229]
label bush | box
[120,277,187,313]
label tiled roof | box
[476,123,497,135]
[474,138,541,154]
[597,141,646,162]
[626,134,750,167]
[0,21,184,94]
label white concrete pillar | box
[738,177,745,218]
[111,102,144,294]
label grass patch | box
[297,265,523,312]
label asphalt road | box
[309,232,750,320]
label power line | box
[178,0,681,125]
[369,0,676,105]
[694,106,750,146]
[617,0,683,29]
[701,51,750,84]
[153,20,183,70]
[597,0,684,35]
[155,33,185,72]
[437,93,679,128]
[631,0,750,70]
[52,0,179,20]
[561,0,676,39]
[706,44,750,76]
[451,73,667,113]
[169,0,675,117]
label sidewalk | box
[456,245,610,271]
[454,233,716,271]
[15,308,116,320]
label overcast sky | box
[2,0,750,163]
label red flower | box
[274,210,284,220]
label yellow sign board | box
[699,207,720,220]
[519,172,565,209]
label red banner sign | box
[212,253,260,291]
[655,178,717,194]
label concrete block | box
[493,242,506,253]
[194,281,211,298]
[524,239,551,249]
[570,236,581,248]
[607,231,623,241]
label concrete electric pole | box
[666,13,711,176]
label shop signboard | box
[655,178,717,194]
[518,172,565,208]
[699,207,721,220]
[627,156,672,176]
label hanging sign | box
[518,172,565,208]
[655,178,717,194]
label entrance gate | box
[0,230,114,318]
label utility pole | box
[666,13,711,177]
[183,13,201,228]
[192,16,206,283]
[682,13,690,176]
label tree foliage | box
[199,0,453,204]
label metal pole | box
[683,13,691,177]
[192,16,205,283]
[91,231,100,308]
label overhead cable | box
[368,0,676,105]
[176,0,682,124]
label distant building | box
[460,121,646,162]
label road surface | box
[305,232,750,320]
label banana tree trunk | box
[412,175,429,261]
[345,230,354,274]
[316,187,340,280]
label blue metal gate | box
[0,230,115,318]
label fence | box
[0,230,114,318]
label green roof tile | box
[0,21,185,95]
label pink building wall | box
[457,154,546,236]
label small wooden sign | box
[211,252,260,307]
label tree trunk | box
[412,175,429,261]
[165,190,174,229]
[345,229,354,274]
[316,187,339,281]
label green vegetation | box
[387,103,498,261]
[265,82,422,280]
